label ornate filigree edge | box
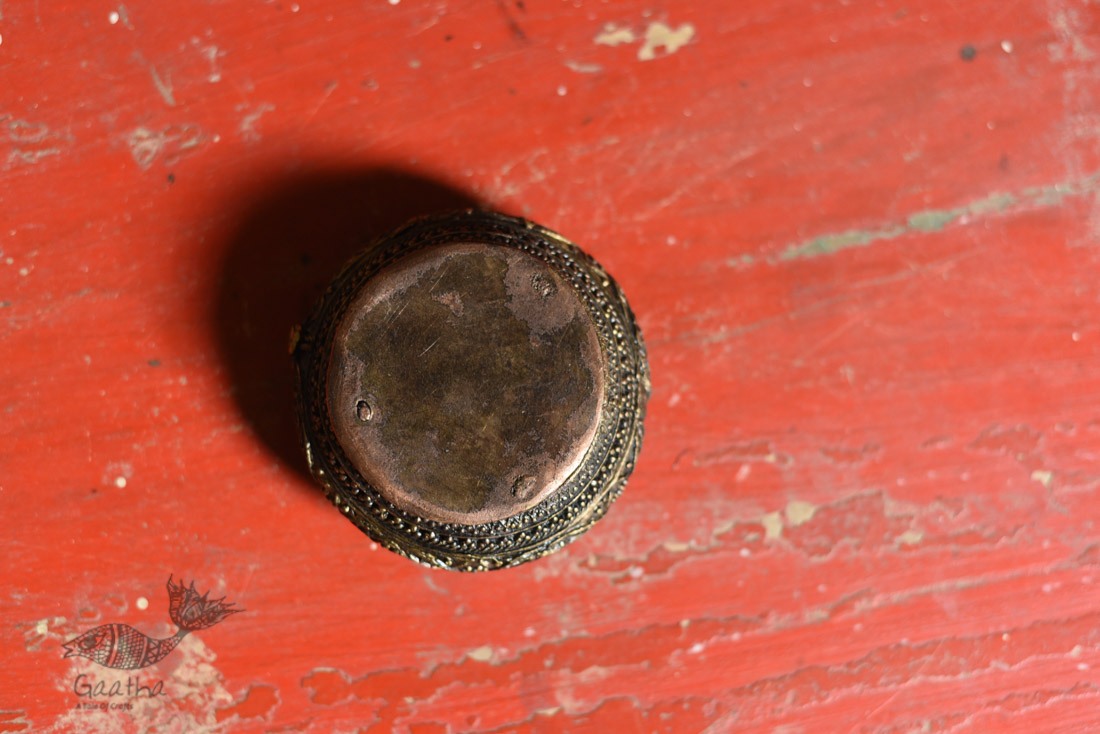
[293,210,651,571]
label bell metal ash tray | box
[293,210,650,571]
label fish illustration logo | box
[62,577,241,670]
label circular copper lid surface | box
[327,243,606,526]
[293,211,650,571]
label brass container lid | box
[293,211,650,571]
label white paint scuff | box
[785,500,817,527]
[761,511,783,540]
[466,645,493,662]
[125,124,207,170]
[896,529,924,546]
[594,24,636,47]
[759,500,818,541]
[595,20,696,61]
[238,103,274,143]
[565,59,602,74]
[188,35,224,84]
[638,22,695,61]
[1031,469,1054,488]
[201,44,223,83]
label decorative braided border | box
[293,210,650,571]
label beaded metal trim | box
[293,211,650,571]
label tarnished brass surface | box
[328,244,606,525]
[294,211,650,571]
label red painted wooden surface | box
[3,0,1100,731]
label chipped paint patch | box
[785,500,817,527]
[638,22,696,61]
[779,173,1100,261]
[466,645,494,662]
[565,59,603,74]
[896,529,924,546]
[300,626,742,730]
[785,228,892,259]
[1031,469,1054,488]
[594,24,636,47]
[216,683,280,723]
[0,711,31,731]
[761,511,783,540]
[595,20,696,61]
[299,668,352,706]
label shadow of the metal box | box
[211,166,479,486]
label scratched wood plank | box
[2,0,1100,732]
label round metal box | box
[293,211,649,571]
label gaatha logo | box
[62,577,241,670]
[73,673,165,699]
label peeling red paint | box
[4,0,1100,731]
[216,684,279,723]
[0,711,31,733]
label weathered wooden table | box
[4,1,1099,731]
